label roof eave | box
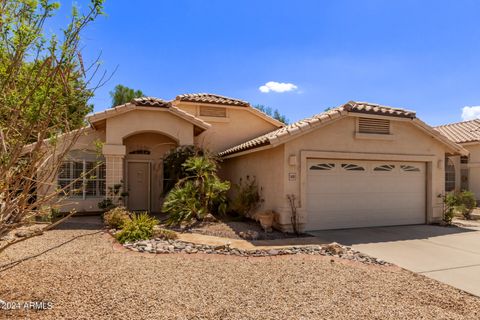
[86,103,210,132]
[220,141,273,158]
[412,119,469,156]
[220,110,348,158]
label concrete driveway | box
[309,224,480,297]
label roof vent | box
[200,106,226,117]
[358,117,390,135]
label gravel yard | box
[1,217,480,319]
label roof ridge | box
[176,92,248,100]
[175,93,250,106]
[131,96,170,107]
[347,101,416,115]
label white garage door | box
[306,159,426,230]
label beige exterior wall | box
[105,109,195,145]
[175,102,279,153]
[459,144,480,201]
[223,116,453,231]
[220,145,285,215]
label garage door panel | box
[306,159,426,230]
[307,196,423,214]
[308,208,425,230]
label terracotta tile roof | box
[219,108,346,156]
[434,119,480,144]
[343,101,416,119]
[219,101,432,157]
[87,97,210,132]
[131,97,170,108]
[175,93,250,106]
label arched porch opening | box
[123,132,177,213]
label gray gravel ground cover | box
[1,217,480,319]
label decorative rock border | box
[122,238,390,266]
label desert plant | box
[442,191,477,223]
[163,145,203,194]
[103,207,131,229]
[163,156,230,225]
[115,213,159,244]
[287,194,300,235]
[443,193,458,225]
[457,190,477,219]
[231,176,263,218]
[34,206,62,223]
[153,227,178,240]
[98,182,128,211]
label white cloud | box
[259,81,298,93]
[462,106,480,121]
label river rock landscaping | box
[122,237,390,265]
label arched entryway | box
[123,132,177,212]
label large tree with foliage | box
[0,0,104,251]
[254,104,289,124]
[110,84,144,107]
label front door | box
[127,162,150,211]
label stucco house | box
[45,94,468,232]
[435,120,480,200]
[49,94,283,214]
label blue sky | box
[52,0,480,125]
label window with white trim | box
[461,168,469,191]
[58,160,106,198]
[445,158,455,192]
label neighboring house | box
[42,96,467,232]
[434,119,480,200]
[220,101,466,231]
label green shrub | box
[457,190,477,219]
[98,182,129,211]
[163,145,203,195]
[231,176,263,218]
[115,213,159,244]
[443,193,458,225]
[104,206,131,229]
[443,191,477,223]
[35,207,64,223]
[153,227,178,240]
[163,156,230,225]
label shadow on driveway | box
[309,224,476,246]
